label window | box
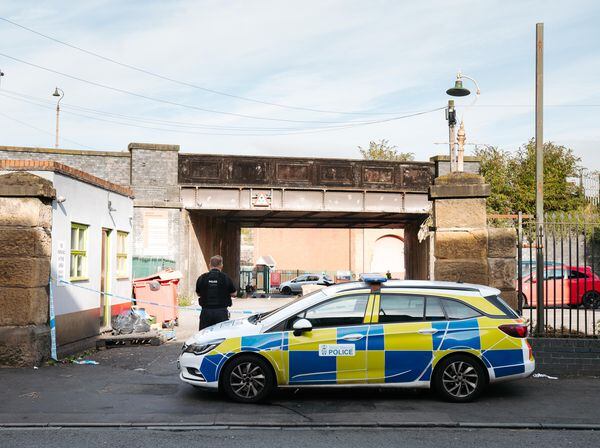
[70,223,88,280]
[545,269,565,280]
[441,299,481,320]
[424,296,446,321]
[484,295,519,318]
[294,275,307,283]
[306,275,319,282]
[378,294,424,323]
[117,231,129,278]
[295,294,369,328]
[568,270,588,279]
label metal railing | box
[514,212,600,338]
[569,169,600,206]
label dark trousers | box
[199,307,229,330]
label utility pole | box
[535,23,545,334]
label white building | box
[2,161,134,350]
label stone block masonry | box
[430,172,517,309]
[128,143,179,203]
[0,172,55,367]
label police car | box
[178,276,534,403]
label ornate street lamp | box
[445,72,480,172]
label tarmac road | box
[1,427,600,448]
[1,339,600,428]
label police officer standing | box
[196,255,237,330]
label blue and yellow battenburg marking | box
[197,294,527,385]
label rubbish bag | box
[112,308,151,335]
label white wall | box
[31,171,133,317]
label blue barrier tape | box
[48,277,58,360]
[56,279,258,315]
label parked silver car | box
[279,274,334,295]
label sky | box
[0,0,599,169]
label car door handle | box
[418,328,438,335]
[341,334,364,341]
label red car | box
[518,265,600,309]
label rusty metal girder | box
[178,154,434,192]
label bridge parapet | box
[179,154,434,192]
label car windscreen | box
[249,290,328,324]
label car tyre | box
[221,354,275,403]
[281,286,292,295]
[433,354,486,403]
[582,291,600,309]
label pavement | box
[2,428,600,448]
[1,299,599,432]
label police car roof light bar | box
[359,274,388,284]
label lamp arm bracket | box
[457,73,481,95]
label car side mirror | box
[292,318,312,336]
[532,278,537,284]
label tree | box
[473,145,516,214]
[359,139,415,162]
[474,140,585,214]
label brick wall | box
[530,338,600,376]
[0,146,130,186]
[0,160,133,197]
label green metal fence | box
[132,257,176,279]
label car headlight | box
[182,339,225,356]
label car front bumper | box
[178,352,219,390]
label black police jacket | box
[196,269,236,308]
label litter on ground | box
[532,373,558,380]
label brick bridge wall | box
[0,146,131,186]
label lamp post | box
[446,72,481,172]
[52,87,64,148]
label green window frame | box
[70,223,89,281]
[116,231,129,278]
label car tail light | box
[498,324,528,338]
[525,340,534,361]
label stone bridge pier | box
[429,172,517,308]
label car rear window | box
[440,299,481,320]
[484,295,519,318]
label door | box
[100,228,111,327]
[366,293,441,383]
[567,268,589,306]
[525,267,567,307]
[286,292,371,384]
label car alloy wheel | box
[433,354,485,402]
[582,291,600,309]
[222,354,275,403]
[230,362,265,399]
[282,286,292,295]
[442,361,479,399]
